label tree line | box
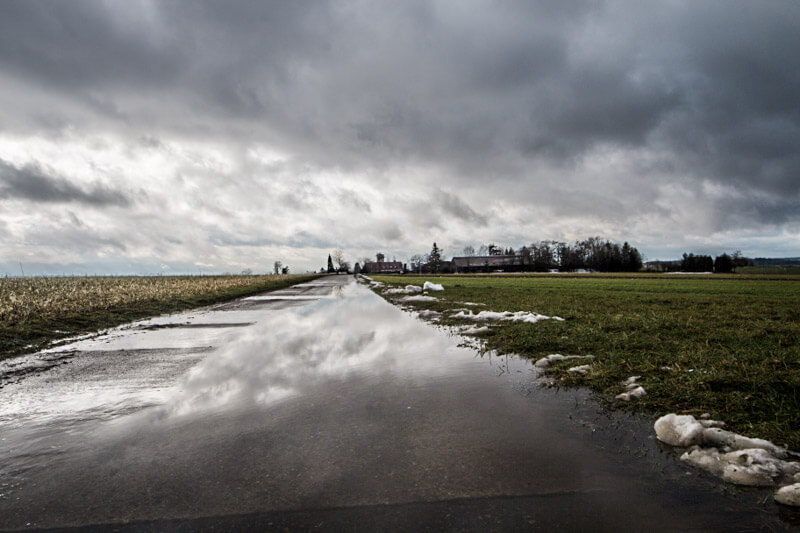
[408,238,643,273]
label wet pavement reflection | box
[0,276,796,530]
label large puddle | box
[0,277,796,530]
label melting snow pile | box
[399,295,439,302]
[776,484,800,506]
[460,325,490,335]
[452,310,564,324]
[534,354,594,369]
[615,376,646,401]
[655,413,800,503]
[423,281,444,291]
[567,364,591,374]
[383,285,424,295]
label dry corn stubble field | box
[0,274,322,361]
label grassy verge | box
[370,274,800,449]
[0,274,323,362]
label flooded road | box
[0,276,795,531]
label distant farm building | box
[362,254,404,274]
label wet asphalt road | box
[0,276,797,531]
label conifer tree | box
[429,242,442,273]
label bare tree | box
[462,245,475,256]
[273,261,282,275]
[409,254,427,272]
[332,249,349,273]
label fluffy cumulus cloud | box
[0,0,798,274]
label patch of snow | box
[385,285,425,295]
[654,414,706,447]
[452,310,564,324]
[416,310,441,320]
[703,427,787,458]
[775,483,800,506]
[383,288,409,294]
[665,271,713,275]
[656,412,800,488]
[721,449,787,486]
[460,302,487,307]
[399,295,438,302]
[533,354,593,368]
[698,419,726,428]
[623,376,641,387]
[682,447,798,487]
[423,281,444,291]
[460,326,490,335]
[614,376,646,401]
[616,386,646,401]
[567,364,591,374]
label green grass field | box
[371,274,800,449]
[0,273,323,362]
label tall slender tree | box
[429,243,442,273]
[327,254,334,273]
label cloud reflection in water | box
[162,282,463,417]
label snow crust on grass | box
[567,364,591,374]
[615,376,646,401]
[399,295,438,302]
[423,281,444,291]
[383,288,409,294]
[452,310,564,324]
[534,354,594,368]
[459,302,486,306]
[385,285,424,295]
[460,326,490,335]
[616,386,646,401]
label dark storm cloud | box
[1,0,799,270]
[3,1,798,195]
[436,190,487,226]
[0,159,130,206]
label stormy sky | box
[1,1,798,274]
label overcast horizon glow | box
[1,1,798,275]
